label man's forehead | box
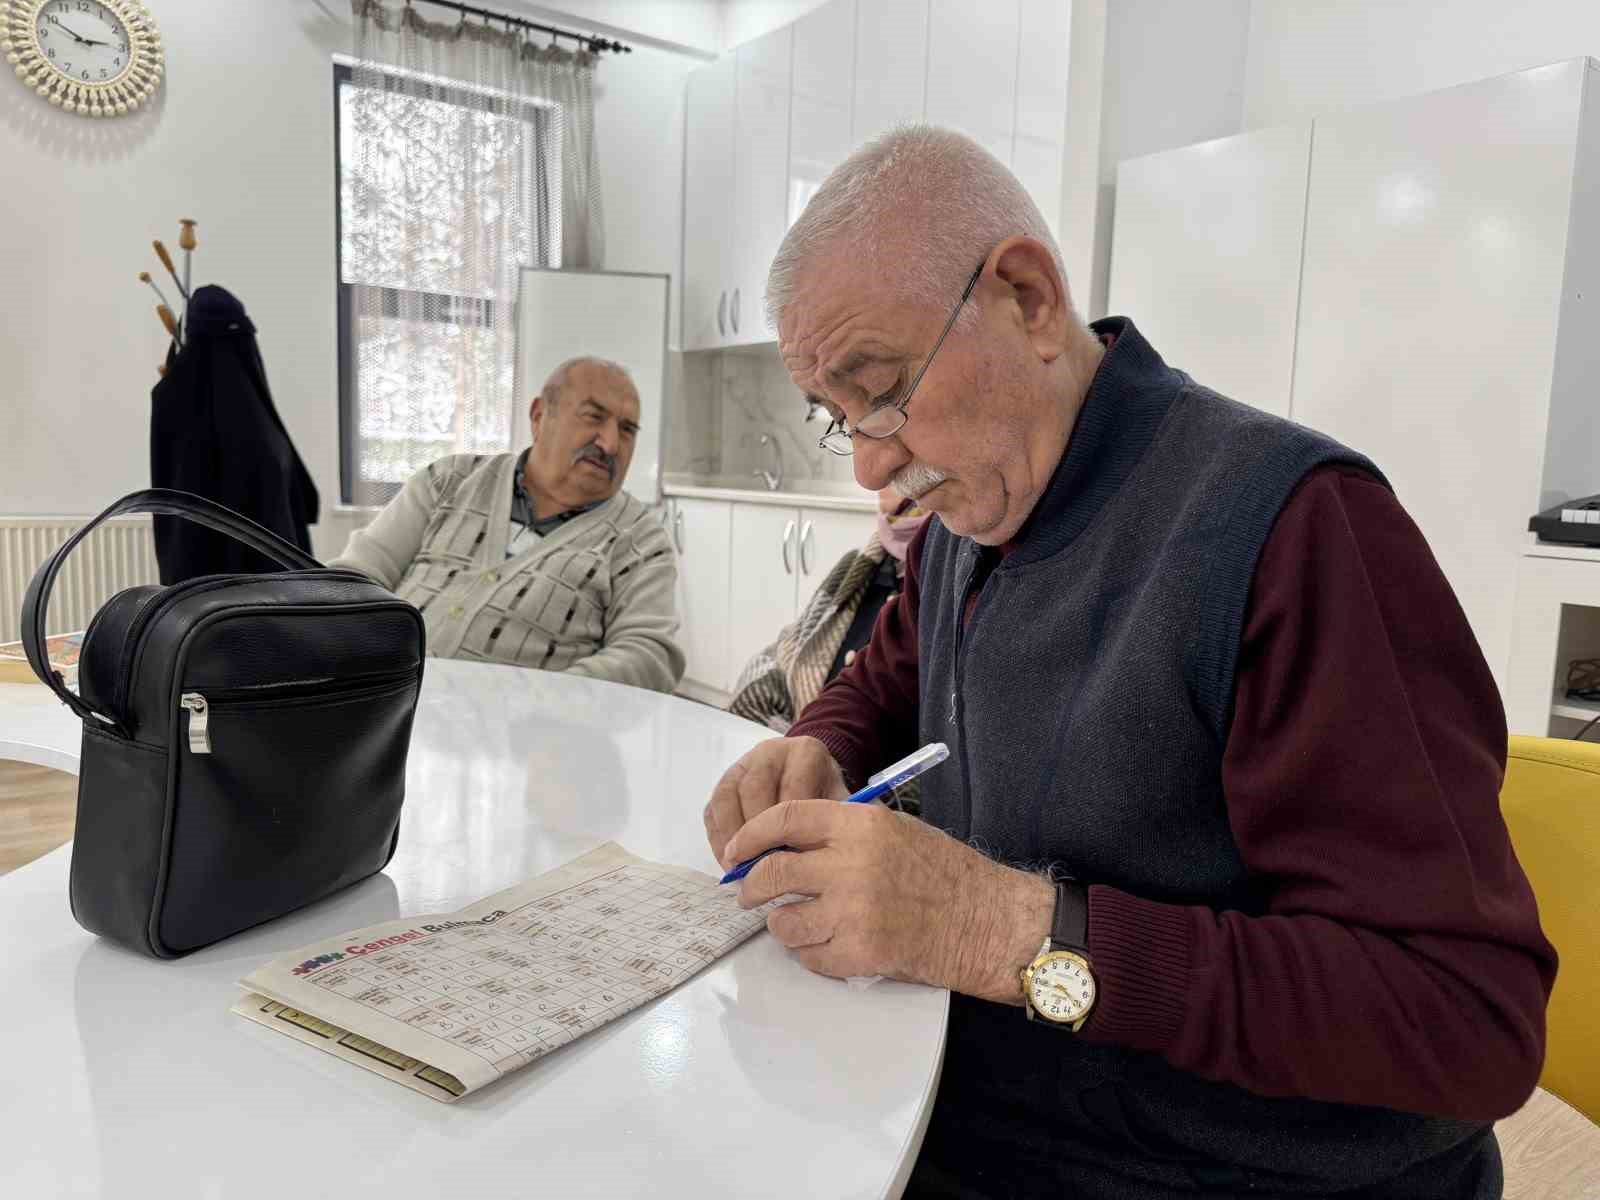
[566,370,639,415]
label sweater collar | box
[1001,316,1183,566]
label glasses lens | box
[819,430,854,456]
[855,407,908,440]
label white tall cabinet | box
[1107,57,1600,701]
[1109,124,1312,417]
[1292,58,1600,698]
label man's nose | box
[853,434,910,492]
[594,422,622,455]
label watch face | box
[1028,951,1095,1024]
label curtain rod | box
[410,0,633,54]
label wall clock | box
[1,0,163,117]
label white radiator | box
[0,515,159,641]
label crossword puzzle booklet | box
[231,843,768,1101]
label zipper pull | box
[180,692,211,754]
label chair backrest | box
[1502,735,1600,1121]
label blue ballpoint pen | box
[718,743,950,884]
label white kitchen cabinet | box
[790,0,856,226]
[668,497,735,692]
[685,0,1070,350]
[1109,123,1312,417]
[1291,58,1600,696]
[724,501,878,689]
[925,0,1020,166]
[682,57,735,351]
[730,26,793,345]
[852,0,928,145]
[797,507,876,587]
[728,503,802,687]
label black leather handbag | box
[20,490,426,959]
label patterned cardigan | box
[330,453,684,693]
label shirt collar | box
[511,447,605,537]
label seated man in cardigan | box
[702,126,1556,1197]
[332,357,684,694]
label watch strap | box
[1050,880,1089,956]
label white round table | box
[0,660,947,1199]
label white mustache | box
[891,460,949,500]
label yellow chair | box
[1502,735,1600,1121]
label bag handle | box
[20,489,323,723]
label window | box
[334,61,560,506]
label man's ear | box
[529,393,546,441]
[990,236,1070,364]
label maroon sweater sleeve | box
[1082,466,1558,1121]
[788,520,928,789]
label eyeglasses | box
[817,261,985,456]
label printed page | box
[232,842,769,1101]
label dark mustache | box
[573,443,617,478]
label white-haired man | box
[333,356,684,693]
[703,126,1554,1197]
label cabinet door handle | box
[717,290,727,337]
[781,518,795,575]
[799,519,814,574]
[731,287,741,334]
[673,506,685,553]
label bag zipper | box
[178,668,417,756]
[117,568,375,717]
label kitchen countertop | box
[661,473,878,513]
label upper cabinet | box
[682,0,1070,350]
[730,27,793,346]
[852,0,926,145]
[790,0,857,226]
[925,0,1021,167]
[683,57,736,351]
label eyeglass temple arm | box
[896,261,985,411]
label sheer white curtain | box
[342,0,604,505]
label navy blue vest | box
[912,319,1499,1197]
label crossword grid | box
[301,864,765,1074]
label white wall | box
[1243,0,1600,129]
[717,0,827,52]
[0,0,701,560]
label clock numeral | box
[97,67,106,78]
[62,60,72,70]
[79,69,89,80]
[113,57,120,67]
[47,47,55,59]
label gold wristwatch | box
[1020,880,1096,1031]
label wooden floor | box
[0,760,1596,1193]
[0,759,75,875]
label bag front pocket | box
[158,673,420,953]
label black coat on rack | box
[149,285,319,583]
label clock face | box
[1028,951,1096,1024]
[36,0,129,87]
[1,0,163,116]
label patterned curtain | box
[343,0,604,505]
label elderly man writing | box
[703,127,1554,1197]
[333,356,683,693]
